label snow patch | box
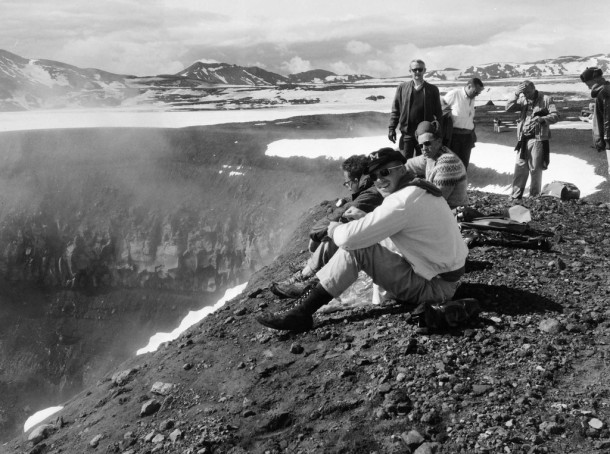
[24,406,63,433]
[136,283,247,355]
[265,136,604,197]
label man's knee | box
[308,239,321,253]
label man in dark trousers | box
[388,59,442,159]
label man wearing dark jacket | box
[389,59,443,159]
[580,67,610,176]
[270,155,383,298]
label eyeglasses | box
[342,179,358,188]
[369,165,403,181]
[419,141,433,147]
[411,68,425,73]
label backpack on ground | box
[541,181,580,200]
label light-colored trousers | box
[512,139,545,199]
[316,243,460,304]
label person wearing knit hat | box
[256,147,468,332]
[580,67,610,173]
[404,120,469,209]
[505,80,559,199]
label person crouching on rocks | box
[405,120,469,209]
[256,147,468,332]
[270,154,384,299]
[580,67,610,175]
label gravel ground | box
[9,190,610,454]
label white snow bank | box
[266,137,604,197]
[136,282,247,355]
[24,406,63,433]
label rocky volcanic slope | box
[0,113,387,443]
[9,192,610,454]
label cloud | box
[0,0,609,78]
[281,56,312,74]
[346,40,371,55]
[329,61,355,75]
[361,60,393,76]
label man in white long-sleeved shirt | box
[256,148,468,332]
[442,78,484,169]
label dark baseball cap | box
[366,147,406,173]
[580,67,602,82]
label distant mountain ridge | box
[1,48,609,111]
[176,61,372,85]
[0,48,134,111]
[176,61,288,85]
[429,54,610,81]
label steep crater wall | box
[0,113,387,441]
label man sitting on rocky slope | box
[270,154,383,299]
[256,148,468,332]
[405,120,469,209]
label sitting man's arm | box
[331,196,409,250]
[342,206,366,220]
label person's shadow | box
[309,280,561,333]
[453,282,562,315]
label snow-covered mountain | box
[287,69,372,84]
[1,48,608,111]
[0,48,135,110]
[176,61,289,85]
[176,63,372,85]
[429,55,610,81]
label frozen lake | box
[0,105,389,132]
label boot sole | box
[255,314,313,332]
[269,283,307,299]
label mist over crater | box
[0,113,379,441]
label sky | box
[1,0,608,78]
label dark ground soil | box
[5,107,610,454]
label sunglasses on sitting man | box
[342,178,358,188]
[369,165,403,181]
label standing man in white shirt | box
[442,78,485,169]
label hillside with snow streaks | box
[0,49,130,111]
[1,48,608,111]
[176,62,288,85]
[439,55,610,81]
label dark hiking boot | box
[270,272,316,299]
[415,298,480,329]
[256,284,333,332]
[440,298,481,327]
